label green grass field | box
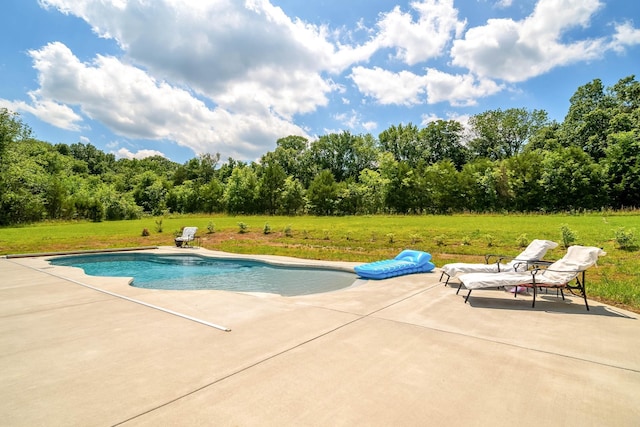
[2,212,639,312]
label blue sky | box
[1,0,639,164]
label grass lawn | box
[2,212,639,312]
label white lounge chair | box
[440,239,559,286]
[458,245,606,310]
[175,227,198,247]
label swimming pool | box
[48,253,358,296]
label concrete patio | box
[1,247,639,426]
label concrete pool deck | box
[1,247,639,426]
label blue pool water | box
[49,253,357,296]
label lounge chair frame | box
[440,256,530,287]
[461,267,590,310]
[175,227,199,248]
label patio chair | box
[439,239,559,286]
[175,226,198,247]
[458,245,606,310]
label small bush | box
[461,235,471,246]
[284,224,293,237]
[615,227,637,250]
[323,230,330,240]
[516,233,528,248]
[207,221,215,234]
[238,222,248,234]
[434,235,446,246]
[263,222,271,235]
[154,217,163,233]
[484,234,494,247]
[410,234,421,244]
[560,224,577,248]
[141,228,150,237]
[386,233,395,244]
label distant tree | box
[261,135,308,181]
[457,159,500,212]
[307,169,339,215]
[421,120,467,169]
[604,131,640,208]
[279,176,306,215]
[468,108,549,161]
[132,171,168,215]
[306,131,377,182]
[257,163,287,214]
[378,123,424,167]
[0,108,31,160]
[224,166,258,214]
[539,147,608,211]
[67,142,116,175]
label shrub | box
[284,224,293,237]
[461,235,471,246]
[263,222,271,235]
[154,217,163,233]
[614,227,637,250]
[516,233,528,248]
[207,221,215,234]
[238,222,248,234]
[141,228,150,237]
[410,234,421,244]
[386,233,395,244]
[434,235,446,246]
[560,224,577,248]
[484,234,494,247]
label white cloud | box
[350,66,427,106]
[0,95,83,131]
[350,66,502,107]
[114,147,166,160]
[610,21,640,52]
[375,0,466,65]
[362,121,378,131]
[424,68,503,106]
[494,0,513,8]
[40,0,336,116]
[451,0,606,82]
[26,42,307,160]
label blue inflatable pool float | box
[354,250,435,279]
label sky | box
[1,0,639,164]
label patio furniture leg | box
[464,289,472,303]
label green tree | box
[307,131,377,182]
[539,147,608,211]
[457,159,500,212]
[468,108,549,161]
[0,108,31,161]
[257,163,287,214]
[378,123,424,167]
[306,169,338,215]
[421,120,467,169]
[279,176,306,215]
[224,166,258,214]
[133,171,168,215]
[604,131,640,208]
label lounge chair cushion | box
[442,239,558,277]
[459,246,606,290]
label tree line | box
[1,75,638,225]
